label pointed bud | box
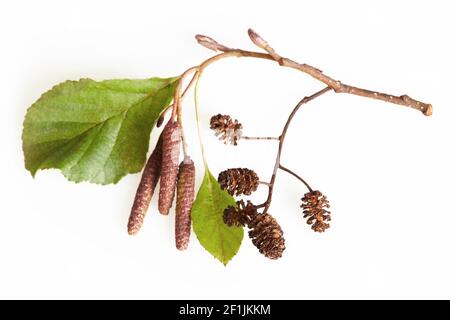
[195,34,230,52]
[158,120,181,215]
[127,135,163,235]
[247,28,281,62]
[175,157,196,250]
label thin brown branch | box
[242,136,279,141]
[262,87,332,214]
[255,202,267,209]
[279,165,313,192]
[194,31,432,116]
[280,58,433,116]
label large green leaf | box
[22,77,178,184]
[191,168,243,265]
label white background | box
[1,0,449,299]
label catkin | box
[127,135,163,235]
[158,120,181,215]
[175,157,195,250]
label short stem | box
[255,203,267,209]
[174,66,199,122]
[180,127,189,158]
[241,136,279,141]
[279,165,313,192]
[258,181,271,186]
[193,71,208,167]
[263,87,332,214]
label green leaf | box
[22,77,178,184]
[191,168,244,265]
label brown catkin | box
[158,120,181,215]
[127,135,163,235]
[175,157,196,250]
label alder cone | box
[301,190,331,233]
[127,135,163,235]
[209,114,243,145]
[223,201,285,259]
[218,168,259,196]
[248,213,285,260]
[158,120,181,215]
[175,157,195,250]
[223,200,256,227]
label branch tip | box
[247,28,281,62]
[195,34,230,52]
[424,104,433,116]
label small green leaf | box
[191,168,244,265]
[22,77,178,184]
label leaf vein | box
[64,122,107,173]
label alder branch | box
[183,29,432,215]
[195,29,432,116]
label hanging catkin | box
[175,157,195,250]
[127,135,163,235]
[158,120,181,215]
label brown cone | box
[175,157,195,250]
[301,190,331,233]
[158,120,181,215]
[218,168,259,196]
[127,135,163,235]
[210,114,243,145]
[223,200,257,227]
[248,213,286,260]
[223,201,285,259]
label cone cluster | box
[223,200,285,260]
